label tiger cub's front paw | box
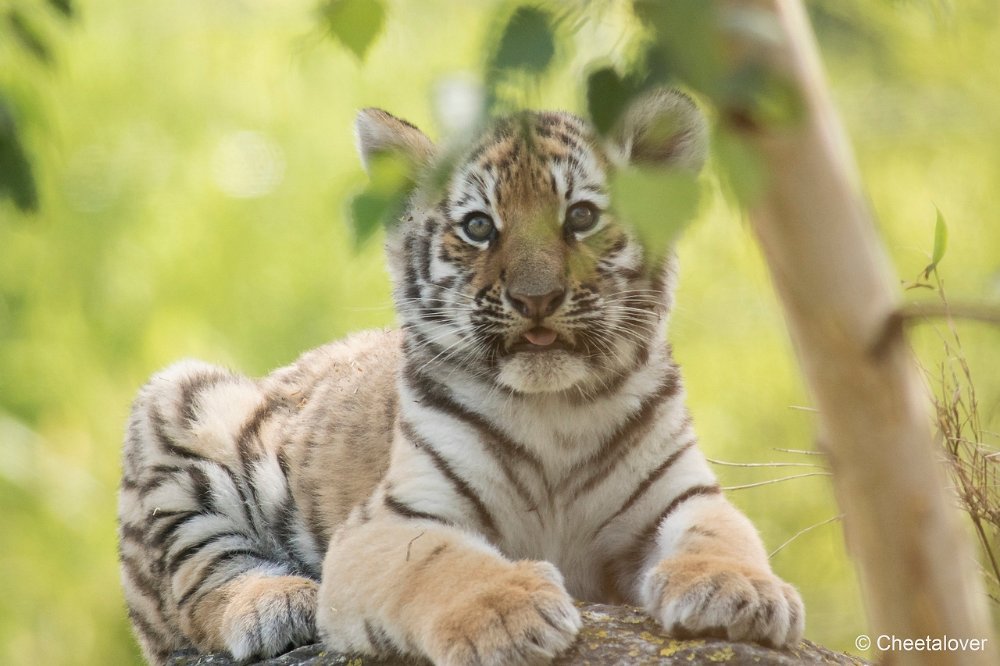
[642,555,804,648]
[426,560,581,666]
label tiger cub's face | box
[355,91,707,395]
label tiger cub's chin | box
[496,349,591,393]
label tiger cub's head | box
[355,90,707,396]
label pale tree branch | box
[717,0,997,663]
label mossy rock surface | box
[168,602,868,666]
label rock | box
[167,602,868,666]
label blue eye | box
[565,202,599,234]
[462,213,497,243]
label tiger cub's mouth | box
[507,326,575,354]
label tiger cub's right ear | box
[609,89,708,173]
[354,108,435,175]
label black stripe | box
[219,461,259,534]
[649,484,722,532]
[364,620,396,654]
[176,548,266,608]
[236,400,284,541]
[276,448,292,481]
[595,439,697,534]
[166,530,248,576]
[300,477,329,556]
[127,607,170,655]
[272,495,320,578]
[400,420,500,540]
[121,554,164,613]
[188,465,214,512]
[137,464,187,496]
[610,484,722,591]
[148,510,203,549]
[236,397,282,465]
[149,404,206,461]
[178,370,231,430]
[632,484,722,561]
[119,521,146,545]
[383,494,450,525]
[403,363,541,509]
[565,371,681,499]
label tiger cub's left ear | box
[354,108,435,175]
[610,89,708,172]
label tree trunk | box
[717,0,996,663]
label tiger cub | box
[118,89,804,665]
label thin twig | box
[896,301,1000,326]
[769,514,844,559]
[771,447,827,456]
[707,457,827,470]
[722,472,832,491]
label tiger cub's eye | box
[565,202,599,235]
[461,213,497,244]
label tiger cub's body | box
[118,91,804,665]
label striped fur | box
[118,90,804,665]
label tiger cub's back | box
[117,328,402,663]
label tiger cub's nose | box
[505,287,566,320]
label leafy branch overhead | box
[0,1,76,213]
[318,0,386,61]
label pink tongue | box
[523,328,558,346]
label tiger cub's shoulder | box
[264,328,403,395]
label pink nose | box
[505,287,566,319]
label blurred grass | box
[0,0,998,663]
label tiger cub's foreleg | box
[119,361,319,664]
[317,498,581,666]
[627,492,804,647]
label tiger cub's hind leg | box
[119,360,320,664]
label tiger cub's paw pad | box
[643,555,804,648]
[221,575,319,660]
[428,561,581,666]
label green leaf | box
[586,67,633,136]
[611,166,700,259]
[921,207,948,278]
[722,62,805,129]
[0,96,39,212]
[46,0,75,20]
[347,153,413,250]
[932,207,948,267]
[492,6,555,74]
[319,0,386,61]
[713,129,767,206]
[633,0,722,94]
[6,10,53,65]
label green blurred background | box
[1,0,999,663]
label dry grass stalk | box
[921,275,1000,605]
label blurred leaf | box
[319,0,386,61]
[6,10,53,65]
[633,0,722,94]
[46,0,75,20]
[0,96,39,213]
[722,63,805,129]
[587,67,633,135]
[611,166,700,259]
[492,6,555,74]
[932,208,948,266]
[922,207,948,278]
[348,153,413,249]
[713,128,767,206]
